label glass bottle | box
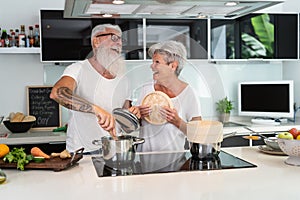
[11,31,16,47]
[18,25,26,47]
[15,29,19,47]
[28,26,34,47]
[0,28,2,47]
[33,24,40,47]
[1,29,8,47]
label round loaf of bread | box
[22,115,36,122]
[141,91,173,125]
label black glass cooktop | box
[92,150,257,177]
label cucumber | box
[32,156,45,163]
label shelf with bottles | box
[0,47,40,54]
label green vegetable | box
[3,147,31,170]
[32,156,45,163]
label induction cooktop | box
[92,150,257,177]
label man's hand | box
[94,106,116,137]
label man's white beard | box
[96,44,125,77]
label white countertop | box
[0,124,66,145]
[1,146,300,200]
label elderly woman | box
[135,40,202,152]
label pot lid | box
[113,108,140,134]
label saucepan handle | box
[133,137,145,145]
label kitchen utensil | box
[264,137,280,150]
[277,138,300,166]
[187,120,236,159]
[258,145,286,156]
[189,132,236,160]
[112,108,140,134]
[92,135,145,164]
[141,91,173,125]
[243,127,268,140]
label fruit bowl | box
[277,138,300,166]
[3,120,35,133]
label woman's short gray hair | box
[148,40,187,76]
[91,24,122,44]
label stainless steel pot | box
[92,135,144,164]
[190,132,237,160]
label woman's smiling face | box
[151,53,174,82]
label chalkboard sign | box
[27,86,61,130]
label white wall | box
[0,0,300,123]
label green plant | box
[216,97,234,114]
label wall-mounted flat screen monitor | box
[40,10,143,62]
[238,80,294,119]
[211,13,298,60]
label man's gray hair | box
[148,40,187,76]
[91,24,122,44]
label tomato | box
[288,128,299,139]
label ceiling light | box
[225,1,238,6]
[112,0,125,5]
[197,13,207,19]
[102,13,113,17]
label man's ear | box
[93,37,100,49]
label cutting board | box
[0,148,84,172]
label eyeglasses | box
[95,33,124,42]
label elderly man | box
[50,24,137,154]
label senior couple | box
[50,24,202,154]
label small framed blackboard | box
[27,86,61,130]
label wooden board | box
[141,91,173,125]
[0,154,83,172]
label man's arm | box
[50,76,116,136]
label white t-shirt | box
[62,60,130,153]
[136,82,201,152]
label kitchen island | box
[1,147,300,200]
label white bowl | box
[277,138,300,166]
[264,137,280,150]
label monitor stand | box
[251,118,281,126]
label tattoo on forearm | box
[56,87,94,113]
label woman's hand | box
[128,106,141,119]
[139,105,152,119]
[160,106,181,127]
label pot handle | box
[133,137,145,145]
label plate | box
[258,145,287,156]
[141,91,173,125]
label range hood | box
[64,0,284,19]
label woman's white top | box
[136,81,201,152]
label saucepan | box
[187,120,236,160]
[189,131,236,160]
[92,135,145,164]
